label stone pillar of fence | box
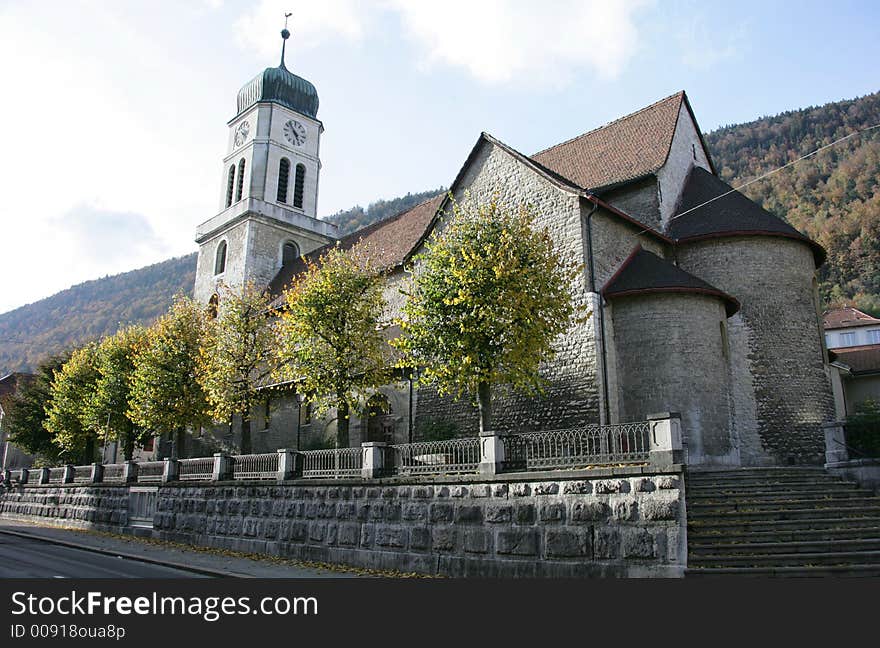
[90,462,104,484]
[19,468,30,485]
[37,467,50,485]
[276,449,301,482]
[122,460,138,483]
[2,469,9,484]
[162,458,179,483]
[61,465,75,484]
[822,421,849,465]
[646,412,683,467]
[212,453,232,481]
[479,431,505,475]
[361,442,388,479]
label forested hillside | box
[0,254,197,375]
[705,91,880,313]
[2,91,878,376]
[326,188,444,234]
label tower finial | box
[280,12,292,69]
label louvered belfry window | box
[293,163,305,209]
[225,165,235,207]
[236,159,246,202]
[277,158,290,203]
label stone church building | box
[192,33,835,467]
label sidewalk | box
[0,519,374,578]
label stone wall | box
[676,237,835,464]
[0,485,130,532]
[0,470,687,578]
[608,293,735,465]
[407,140,602,434]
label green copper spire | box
[235,11,319,119]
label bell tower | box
[194,18,337,305]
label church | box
[192,29,835,468]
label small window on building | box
[720,320,730,359]
[225,165,235,208]
[869,330,880,345]
[277,158,290,203]
[282,241,299,267]
[301,402,312,426]
[840,332,857,347]
[293,163,305,209]
[235,158,246,202]
[214,241,227,275]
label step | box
[687,491,868,510]
[689,538,880,556]
[687,516,880,532]
[685,564,880,578]
[687,477,848,489]
[688,549,880,568]
[686,483,862,496]
[688,497,880,513]
[687,526,880,544]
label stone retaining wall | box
[0,470,686,578]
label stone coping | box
[6,463,683,490]
[825,458,880,469]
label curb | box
[0,527,251,578]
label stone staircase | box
[685,467,880,577]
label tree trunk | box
[175,426,187,459]
[477,381,492,435]
[337,398,350,448]
[241,416,252,455]
[123,422,135,461]
[84,436,95,465]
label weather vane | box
[280,11,293,68]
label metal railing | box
[136,461,165,483]
[73,465,92,483]
[393,438,481,476]
[502,422,651,471]
[102,464,125,483]
[178,457,215,481]
[231,453,279,481]
[301,448,363,479]
[48,467,66,484]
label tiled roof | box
[602,246,739,316]
[532,92,687,191]
[823,307,880,331]
[668,166,826,265]
[829,344,880,374]
[268,195,444,301]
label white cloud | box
[387,0,651,85]
[235,0,650,86]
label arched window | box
[214,241,227,275]
[225,165,235,208]
[282,241,299,267]
[235,158,246,202]
[207,294,219,320]
[277,158,290,203]
[293,163,305,209]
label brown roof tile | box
[830,344,880,374]
[602,245,739,316]
[268,194,444,301]
[823,307,880,330]
[531,92,685,191]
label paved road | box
[0,533,206,578]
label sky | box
[0,0,878,314]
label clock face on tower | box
[283,119,307,146]
[233,121,250,147]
